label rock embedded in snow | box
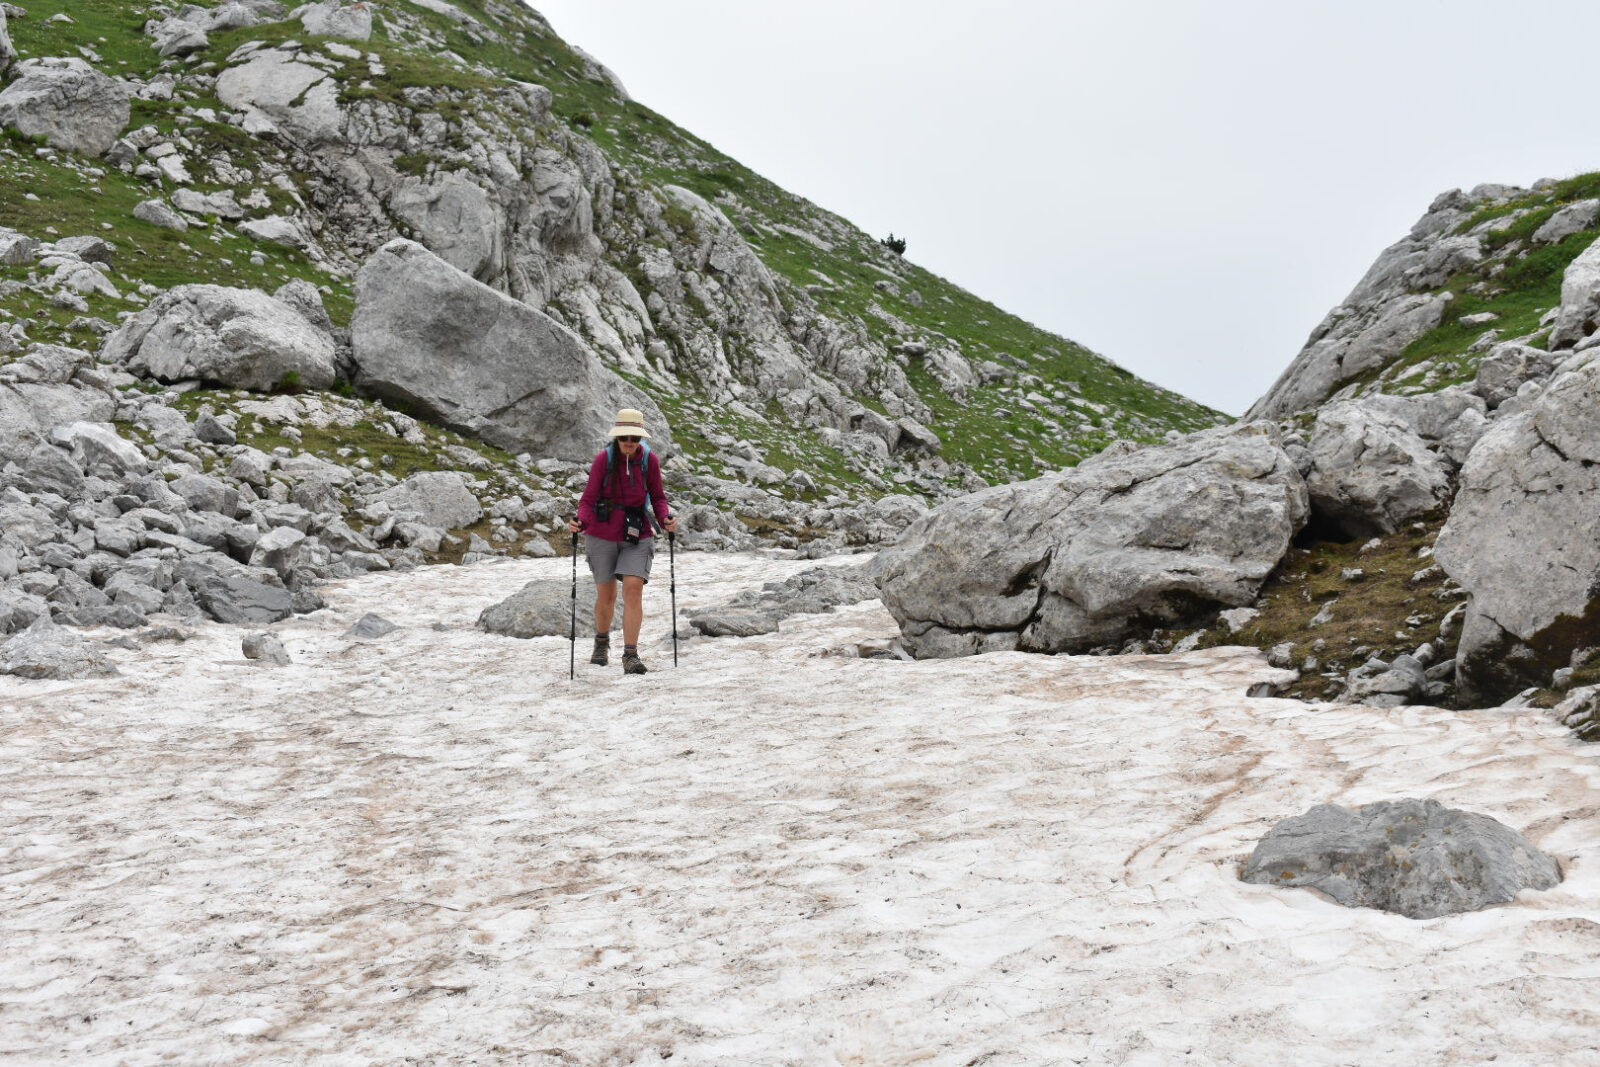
[350,239,669,463]
[688,562,879,639]
[0,616,119,680]
[1435,354,1600,703]
[1242,798,1561,919]
[101,284,339,392]
[878,422,1308,658]
[176,559,293,625]
[0,57,131,157]
[477,578,593,639]
[241,631,291,666]
[345,612,397,638]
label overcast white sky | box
[527,1,1600,415]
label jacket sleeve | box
[576,452,605,528]
[648,451,671,527]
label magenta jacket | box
[577,446,671,542]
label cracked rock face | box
[877,422,1309,658]
[350,239,670,463]
[1435,353,1600,702]
[0,57,130,157]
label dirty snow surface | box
[6,551,1600,1066]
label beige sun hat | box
[607,408,650,438]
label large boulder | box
[1241,798,1560,919]
[0,58,131,157]
[478,578,593,639]
[1434,353,1600,702]
[377,471,482,530]
[0,616,119,680]
[297,0,373,39]
[350,239,670,462]
[877,422,1309,658]
[101,285,338,392]
[0,7,15,77]
[0,382,117,465]
[1550,237,1600,350]
[1303,399,1456,537]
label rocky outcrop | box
[1247,187,1522,420]
[1302,390,1485,537]
[1242,798,1561,918]
[350,239,669,463]
[1434,353,1600,703]
[0,616,119,679]
[1549,237,1600,350]
[877,423,1308,658]
[0,57,130,157]
[102,285,338,392]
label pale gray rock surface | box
[241,631,290,666]
[478,578,592,639]
[1474,342,1561,410]
[1304,399,1454,537]
[350,240,669,462]
[377,471,482,530]
[0,7,15,77]
[132,199,188,232]
[1435,354,1600,702]
[296,0,372,40]
[1549,237,1600,350]
[345,612,397,638]
[1241,798,1560,919]
[878,423,1308,658]
[102,284,338,392]
[1532,199,1600,245]
[0,616,118,680]
[689,563,878,639]
[0,57,130,157]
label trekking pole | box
[669,530,678,668]
[569,529,578,681]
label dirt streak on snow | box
[4,552,1600,1066]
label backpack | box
[599,441,658,535]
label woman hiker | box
[567,408,678,674]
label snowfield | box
[5,552,1600,1065]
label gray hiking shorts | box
[585,534,656,584]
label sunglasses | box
[617,436,641,443]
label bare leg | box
[621,575,645,646]
[594,579,618,634]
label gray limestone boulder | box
[878,422,1309,658]
[345,612,397,638]
[101,284,338,392]
[1474,342,1561,410]
[478,578,593,639]
[377,470,482,530]
[350,240,670,462]
[1435,354,1600,702]
[48,421,148,479]
[241,631,291,666]
[1242,798,1561,919]
[175,559,293,625]
[1532,199,1600,246]
[1304,399,1454,537]
[0,616,119,680]
[1550,237,1600,350]
[0,58,130,157]
[296,0,373,39]
[0,380,117,465]
[690,562,878,638]
[0,7,15,77]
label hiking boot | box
[622,650,647,675]
[590,634,610,666]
